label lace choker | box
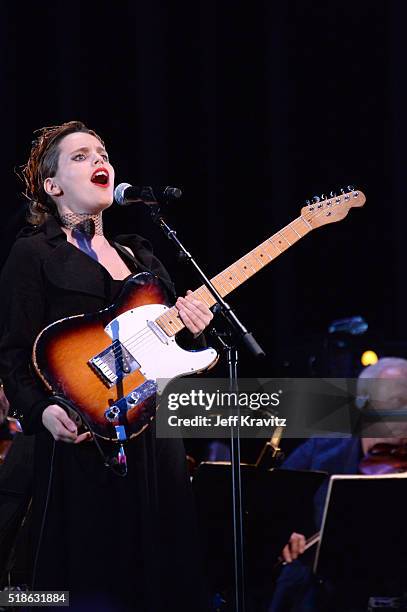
[58,212,103,236]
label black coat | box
[0,215,208,611]
[0,214,177,434]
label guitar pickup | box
[89,340,140,387]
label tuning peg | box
[329,190,337,198]
[312,195,321,204]
[347,184,355,191]
[304,199,312,206]
[320,194,327,201]
[340,187,346,194]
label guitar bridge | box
[89,340,140,387]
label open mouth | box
[91,168,110,187]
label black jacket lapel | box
[42,242,107,299]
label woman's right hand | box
[42,404,91,443]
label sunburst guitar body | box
[33,273,218,441]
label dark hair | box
[20,121,105,225]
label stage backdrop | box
[0,0,404,381]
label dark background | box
[0,1,406,455]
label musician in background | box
[0,380,9,426]
[0,381,33,589]
[0,380,12,467]
[0,121,213,611]
[269,356,407,611]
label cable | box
[53,396,128,478]
[31,439,55,590]
[31,396,127,589]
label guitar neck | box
[156,214,312,337]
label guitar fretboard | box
[156,215,311,337]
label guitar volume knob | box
[128,392,140,405]
[105,406,120,423]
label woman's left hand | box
[176,290,213,336]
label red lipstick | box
[90,167,110,188]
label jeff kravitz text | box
[168,414,287,427]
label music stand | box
[314,473,407,590]
[193,462,327,594]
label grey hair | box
[356,357,407,409]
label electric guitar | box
[32,188,366,441]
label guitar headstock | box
[300,187,366,229]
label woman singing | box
[0,121,212,611]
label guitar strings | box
[109,204,343,357]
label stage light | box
[361,350,378,366]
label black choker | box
[58,212,103,237]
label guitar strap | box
[112,241,146,272]
[113,241,176,298]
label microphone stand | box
[148,204,265,612]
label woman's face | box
[44,131,115,215]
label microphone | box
[114,183,182,206]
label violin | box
[359,442,407,475]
